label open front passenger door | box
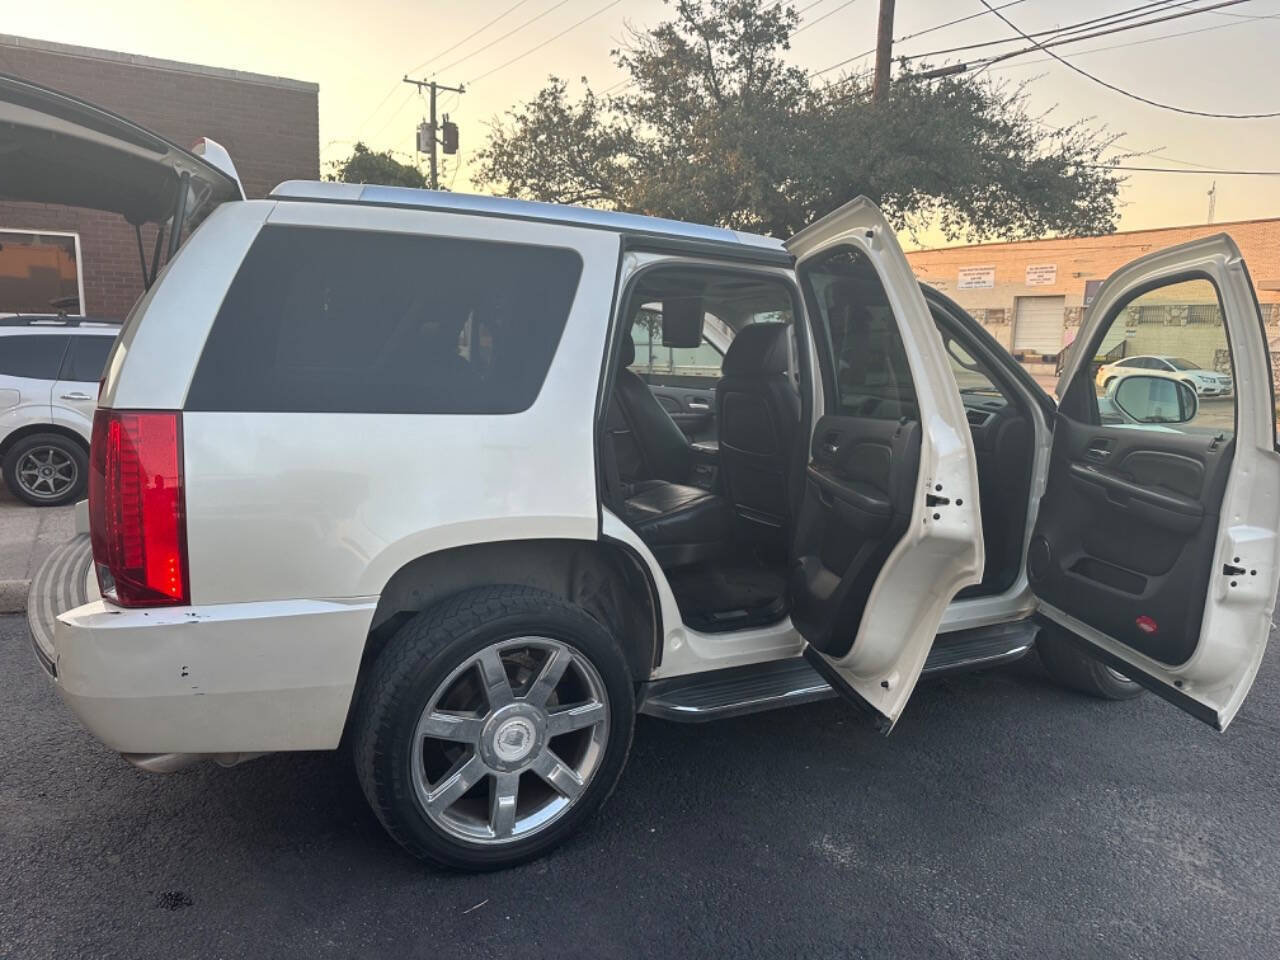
[786,198,984,732]
[1031,235,1280,730]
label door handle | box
[687,399,710,411]
[1084,439,1113,462]
[59,392,92,401]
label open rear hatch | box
[0,73,243,276]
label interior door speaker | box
[1028,535,1052,583]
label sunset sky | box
[5,0,1279,246]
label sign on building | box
[1025,263,1057,287]
[1083,278,1104,308]
[957,266,995,290]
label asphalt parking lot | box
[3,604,1279,960]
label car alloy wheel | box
[15,445,78,502]
[410,636,611,845]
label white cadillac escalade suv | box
[9,76,1280,871]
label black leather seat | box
[608,333,692,485]
[715,323,801,540]
[607,333,730,567]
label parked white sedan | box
[1096,354,1233,397]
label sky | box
[5,0,1280,247]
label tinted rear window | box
[186,226,583,414]
[0,334,69,380]
[62,335,115,382]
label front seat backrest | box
[715,322,800,535]
[609,332,693,484]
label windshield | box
[1166,357,1201,371]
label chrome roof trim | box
[269,180,785,254]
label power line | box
[469,0,629,84]
[366,88,419,143]
[953,0,1259,71]
[986,16,1257,74]
[1095,164,1280,175]
[792,0,863,37]
[810,0,1030,78]
[976,0,1280,118]
[434,0,576,78]
[406,0,536,76]
[906,0,1189,61]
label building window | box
[0,230,84,315]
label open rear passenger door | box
[786,198,984,732]
[1030,235,1280,730]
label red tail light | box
[88,410,189,607]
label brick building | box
[906,218,1280,355]
[0,33,318,319]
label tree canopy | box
[328,142,427,189]
[475,0,1123,241]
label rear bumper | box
[52,596,376,754]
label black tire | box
[352,585,635,870]
[2,433,88,506]
[1037,625,1144,701]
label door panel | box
[1031,417,1231,666]
[786,197,983,731]
[1031,236,1280,729]
[792,414,921,654]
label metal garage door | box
[1013,296,1065,354]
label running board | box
[638,619,1038,723]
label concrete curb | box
[0,579,29,614]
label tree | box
[328,142,427,189]
[475,0,1123,241]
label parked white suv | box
[0,317,118,505]
[10,76,1280,871]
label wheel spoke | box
[419,711,483,744]
[545,700,606,736]
[476,646,514,709]
[523,646,570,706]
[426,754,486,813]
[531,749,584,800]
[489,772,519,838]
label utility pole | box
[872,0,896,103]
[1206,180,1217,224]
[403,76,465,190]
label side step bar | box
[638,618,1038,723]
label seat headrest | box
[722,323,790,376]
[620,330,636,367]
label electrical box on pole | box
[441,118,459,155]
[403,76,465,190]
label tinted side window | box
[187,226,584,414]
[0,334,69,379]
[62,335,115,382]
[799,247,918,421]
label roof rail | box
[0,315,122,328]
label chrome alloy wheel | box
[411,637,610,845]
[1105,665,1132,684]
[16,445,78,501]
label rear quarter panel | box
[178,201,620,604]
